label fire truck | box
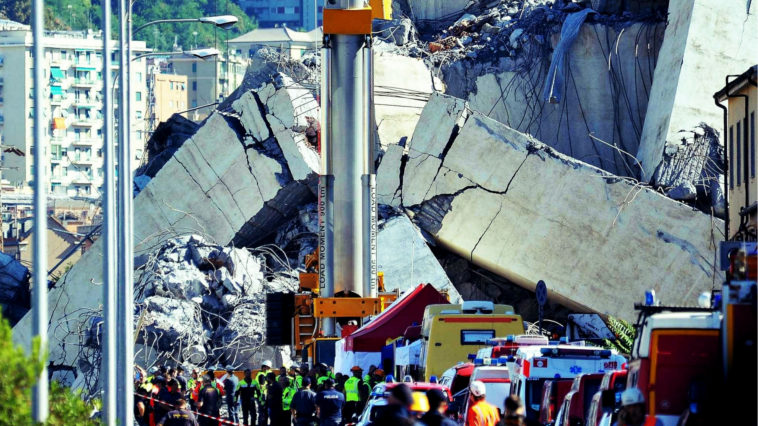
[509,345,626,423]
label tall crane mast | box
[318,0,389,334]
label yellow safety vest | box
[282,383,297,411]
[344,377,361,402]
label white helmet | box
[262,360,273,368]
[621,387,645,407]
[470,380,486,397]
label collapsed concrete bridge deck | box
[378,92,723,319]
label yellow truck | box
[418,301,524,381]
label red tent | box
[344,283,449,352]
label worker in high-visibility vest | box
[290,366,303,389]
[255,360,272,384]
[316,363,334,390]
[256,372,268,426]
[282,376,298,425]
[343,366,366,422]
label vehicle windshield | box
[483,381,510,414]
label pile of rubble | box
[134,235,297,369]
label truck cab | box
[510,345,626,423]
[418,301,524,381]
[626,309,722,426]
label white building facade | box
[0,20,148,198]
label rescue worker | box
[266,371,284,425]
[282,375,297,425]
[235,369,261,426]
[614,388,662,426]
[190,376,203,409]
[256,360,273,384]
[222,367,239,423]
[196,374,221,426]
[175,366,188,394]
[152,376,170,425]
[315,378,344,426]
[364,365,376,384]
[291,377,317,426]
[257,373,268,426]
[316,363,333,389]
[290,365,303,389]
[343,366,364,422]
[372,368,385,387]
[466,381,500,426]
[371,383,415,425]
[420,388,457,426]
[499,395,527,426]
[157,398,199,426]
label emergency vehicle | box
[418,301,524,381]
[537,378,574,425]
[626,308,721,426]
[586,370,627,426]
[553,372,605,426]
[475,335,549,360]
[461,362,511,422]
[509,345,626,423]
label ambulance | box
[475,335,549,360]
[418,301,524,381]
[509,345,626,423]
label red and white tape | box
[137,393,251,425]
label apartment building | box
[228,27,321,59]
[150,73,189,126]
[0,19,148,198]
[240,0,325,30]
[715,65,757,241]
[165,53,247,121]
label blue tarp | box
[541,8,596,103]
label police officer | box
[157,398,199,426]
[343,366,365,422]
[235,369,260,426]
[291,377,317,426]
[316,378,345,426]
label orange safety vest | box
[466,399,500,426]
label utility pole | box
[101,0,118,421]
[31,0,49,420]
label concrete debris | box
[636,0,757,182]
[376,93,724,320]
[134,235,296,370]
[373,17,417,46]
[652,125,725,215]
[0,251,30,326]
[377,213,461,302]
[13,65,321,394]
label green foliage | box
[602,316,636,355]
[1,0,257,52]
[0,309,97,425]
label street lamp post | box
[114,10,235,423]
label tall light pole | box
[114,10,234,423]
[102,0,117,423]
[31,0,49,420]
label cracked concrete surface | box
[377,93,724,319]
[12,75,320,378]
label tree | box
[0,309,97,425]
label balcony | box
[70,155,94,165]
[74,97,101,108]
[70,138,95,146]
[50,58,72,70]
[72,78,96,88]
[72,174,94,185]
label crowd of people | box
[131,361,651,426]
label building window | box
[170,82,174,90]
[136,72,143,82]
[135,91,142,101]
[277,7,285,13]
[192,82,197,91]
[192,63,197,72]
[751,112,755,178]
[136,110,143,119]
[169,101,173,108]
[730,126,734,189]
[191,100,197,108]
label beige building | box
[165,53,248,121]
[0,20,148,198]
[716,65,757,241]
[228,27,321,59]
[151,73,189,125]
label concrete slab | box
[636,0,758,181]
[378,93,724,320]
[12,79,320,379]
